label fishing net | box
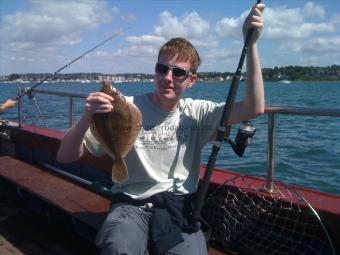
[202,176,336,255]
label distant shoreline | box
[1,64,340,83]
[1,80,339,85]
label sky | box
[0,0,339,75]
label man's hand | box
[242,3,265,45]
[84,92,114,116]
[0,99,17,112]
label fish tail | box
[112,156,129,183]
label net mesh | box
[202,176,336,255]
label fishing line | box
[12,30,124,102]
[20,87,48,127]
[31,97,48,128]
[1,31,124,124]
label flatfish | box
[90,82,142,182]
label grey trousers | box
[96,203,208,255]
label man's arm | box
[56,91,114,163]
[229,3,265,125]
[56,113,92,163]
[0,99,17,113]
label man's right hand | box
[85,92,114,116]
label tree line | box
[3,65,340,82]
[199,65,340,81]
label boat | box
[278,67,291,83]
[278,79,291,84]
[0,88,339,255]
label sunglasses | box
[155,63,193,79]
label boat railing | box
[17,88,340,193]
[265,106,340,192]
[18,88,88,128]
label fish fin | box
[112,156,129,183]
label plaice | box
[90,82,142,182]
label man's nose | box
[164,68,173,80]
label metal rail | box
[17,88,88,128]
[16,89,340,191]
[264,106,340,192]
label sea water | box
[1,81,339,195]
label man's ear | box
[186,74,198,88]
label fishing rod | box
[41,163,116,201]
[0,31,123,112]
[193,0,262,223]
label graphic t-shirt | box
[84,93,224,199]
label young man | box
[57,3,265,255]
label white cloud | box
[74,2,340,71]
[181,11,210,38]
[1,1,339,75]
[258,2,337,57]
[302,2,325,20]
[215,17,242,38]
[262,2,333,40]
[1,0,114,51]
[93,45,158,63]
[190,37,218,48]
[90,48,156,74]
[113,11,212,61]
[265,22,334,40]
[94,51,115,59]
[306,36,340,52]
[331,13,340,27]
[126,35,165,45]
[215,11,247,40]
[154,11,210,39]
[115,45,158,58]
[204,47,240,61]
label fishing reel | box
[224,121,256,157]
[21,87,35,99]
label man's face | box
[154,54,196,103]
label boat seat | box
[0,155,111,230]
[0,155,232,255]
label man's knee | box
[100,240,129,255]
[100,237,148,255]
[99,222,148,255]
[97,205,150,254]
[164,230,208,255]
